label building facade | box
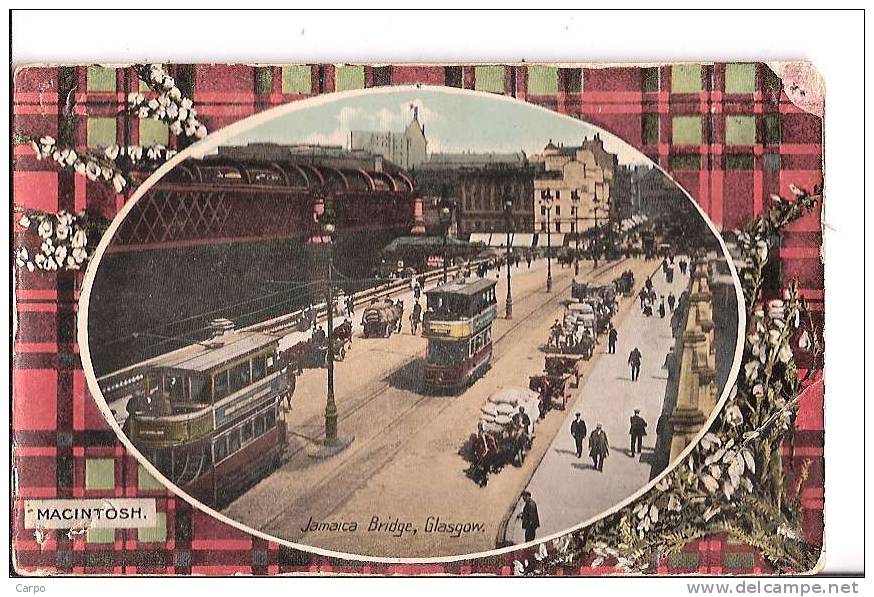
[349,107,428,170]
[413,152,540,237]
[530,134,618,235]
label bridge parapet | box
[669,256,719,461]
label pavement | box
[505,260,692,546]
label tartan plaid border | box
[11,63,824,576]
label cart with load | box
[544,354,586,387]
[528,373,572,414]
[614,270,635,296]
[471,388,540,480]
[361,299,403,338]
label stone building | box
[349,107,428,170]
[530,134,618,235]
[413,152,540,237]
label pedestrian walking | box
[589,424,609,471]
[667,292,676,312]
[658,299,666,319]
[395,301,404,333]
[638,287,646,309]
[628,347,642,381]
[410,301,422,334]
[518,491,540,542]
[629,409,648,456]
[666,264,674,284]
[570,413,588,458]
[607,325,618,354]
[679,259,688,275]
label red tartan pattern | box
[11,63,824,576]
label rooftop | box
[139,331,278,374]
[427,277,497,297]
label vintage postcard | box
[11,61,824,576]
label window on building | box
[669,154,701,170]
[642,113,660,145]
[672,64,702,93]
[373,66,392,87]
[335,65,365,91]
[725,63,757,94]
[555,205,561,216]
[554,221,561,232]
[540,221,547,232]
[139,119,169,146]
[725,154,755,170]
[672,116,702,145]
[641,67,660,93]
[86,117,117,148]
[540,205,546,216]
[562,68,582,93]
[725,115,756,146]
[763,114,782,145]
[555,190,561,199]
[86,66,116,92]
[445,66,463,88]
[474,65,505,94]
[527,65,559,95]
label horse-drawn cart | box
[529,373,572,414]
[544,354,586,387]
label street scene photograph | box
[82,87,743,559]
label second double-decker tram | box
[422,278,498,392]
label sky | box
[228,88,652,166]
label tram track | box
[233,258,635,538]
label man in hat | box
[589,423,609,472]
[517,491,540,542]
[607,324,618,354]
[570,412,588,458]
[628,347,643,381]
[629,409,648,456]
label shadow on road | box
[385,357,426,392]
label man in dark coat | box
[667,292,676,312]
[628,347,643,381]
[629,409,648,456]
[607,324,618,354]
[518,491,540,542]
[570,413,588,458]
[589,423,609,471]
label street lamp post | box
[308,196,353,458]
[503,197,514,319]
[571,189,581,276]
[439,203,452,284]
[540,189,554,293]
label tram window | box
[214,436,228,463]
[266,354,276,374]
[164,375,186,403]
[265,408,276,430]
[252,355,267,381]
[228,429,241,455]
[242,420,254,443]
[254,415,266,436]
[427,341,466,365]
[229,361,252,394]
[189,376,210,404]
[214,370,229,400]
[145,373,162,399]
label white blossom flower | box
[138,107,150,119]
[54,244,68,263]
[66,256,80,270]
[104,145,120,160]
[15,247,29,267]
[71,229,88,249]
[798,330,811,351]
[725,404,743,426]
[72,246,88,263]
[37,219,53,239]
[195,124,208,139]
[512,560,526,575]
[112,173,127,193]
[755,240,769,262]
[85,161,101,181]
[777,524,800,540]
[55,224,70,241]
[744,360,760,381]
[128,146,143,161]
[752,384,765,399]
[18,215,30,228]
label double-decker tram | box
[122,324,292,507]
[422,278,498,393]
